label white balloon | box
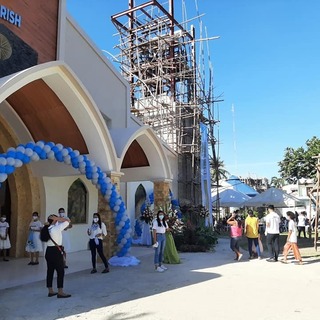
[118,243,123,248]
[121,215,127,221]
[106,183,113,190]
[77,155,84,162]
[79,167,86,174]
[25,148,33,157]
[106,189,112,196]
[115,199,122,206]
[91,178,98,185]
[124,233,131,239]
[127,228,132,234]
[121,238,127,245]
[0,157,7,165]
[119,221,125,227]
[73,150,80,157]
[61,148,69,157]
[43,145,51,153]
[16,146,26,154]
[0,173,8,182]
[113,205,120,212]
[64,156,71,165]
[47,151,55,160]
[92,172,99,179]
[7,147,15,152]
[6,157,15,166]
[79,161,86,168]
[14,159,23,167]
[31,153,40,161]
[56,143,63,151]
[115,225,121,232]
[36,141,45,148]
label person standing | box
[227,210,243,261]
[0,214,11,261]
[244,209,261,260]
[297,211,307,239]
[58,208,72,268]
[281,211,302,265]
[163,214,180,264]
[265,204,280,262]
[87,213,109,274]
[26,212,43,265]
[152,210,169,272]
[41,214,71,298]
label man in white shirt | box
[265,204,280,262]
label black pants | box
[45,246,65,288]
[267,233,280,261]
[298,226,306,238]
[89,239,108,269]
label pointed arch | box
[68,178,88,224]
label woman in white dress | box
[26,212,43,265]
[0,214,11,261]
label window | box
[68,179,87,224]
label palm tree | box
[270,176,285,188]
[210,158,229,186]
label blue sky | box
[67,0,320,181]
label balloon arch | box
[0,141,138,265]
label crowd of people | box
[226,205,304,265]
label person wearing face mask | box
[58,208,72,268]
[152,210,169,272]
[0,214,11,261]
[26,212,43,265]
[87,213,109,274]
[40,214,71,298]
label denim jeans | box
[154,233,166,265]
[247,237,261,257]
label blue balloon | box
[0,165,5,173]
[39,150,47,160]
[7,151,16,158]
[22,155,30,164]
[5,165,15,174]
[33,146,42,154]
[26,142,35,149]
[15,151,24,160]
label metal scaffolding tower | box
[111,0,219,205]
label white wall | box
[64,16,130,130]
[42,175,99,252]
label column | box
[153,179,172,213]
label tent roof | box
[243,187,304,208]
[225,175,258,197]
[212,188,250,207]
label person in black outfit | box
[87,213,110,274]
[41,214,71,298]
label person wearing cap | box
[265,204,280,262]
[245,210,262,260]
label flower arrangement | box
[140,206,153,224]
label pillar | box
[97,171,123,260]
[153,179,171,213]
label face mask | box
[159,215,164,220]
[1,218,6,222]
[93,218,99,223]
[33,216,38,220]
[59,212,65,217]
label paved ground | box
[0,238,319,320]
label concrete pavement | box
[0,238,319,320]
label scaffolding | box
[111,0,219,205]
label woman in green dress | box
[163,215,181,264]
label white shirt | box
[288,220,298,243]
[47,221,69,246]
[152,219,167,234]
[88,222,107,239]
[297,215,306,227]
[265,211,280,234]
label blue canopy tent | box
[212,188,250,207]
[225,175,258,197]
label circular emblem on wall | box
[0,33,13,60]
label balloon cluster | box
[0,141,132,257]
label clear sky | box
[67,0,320,181]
